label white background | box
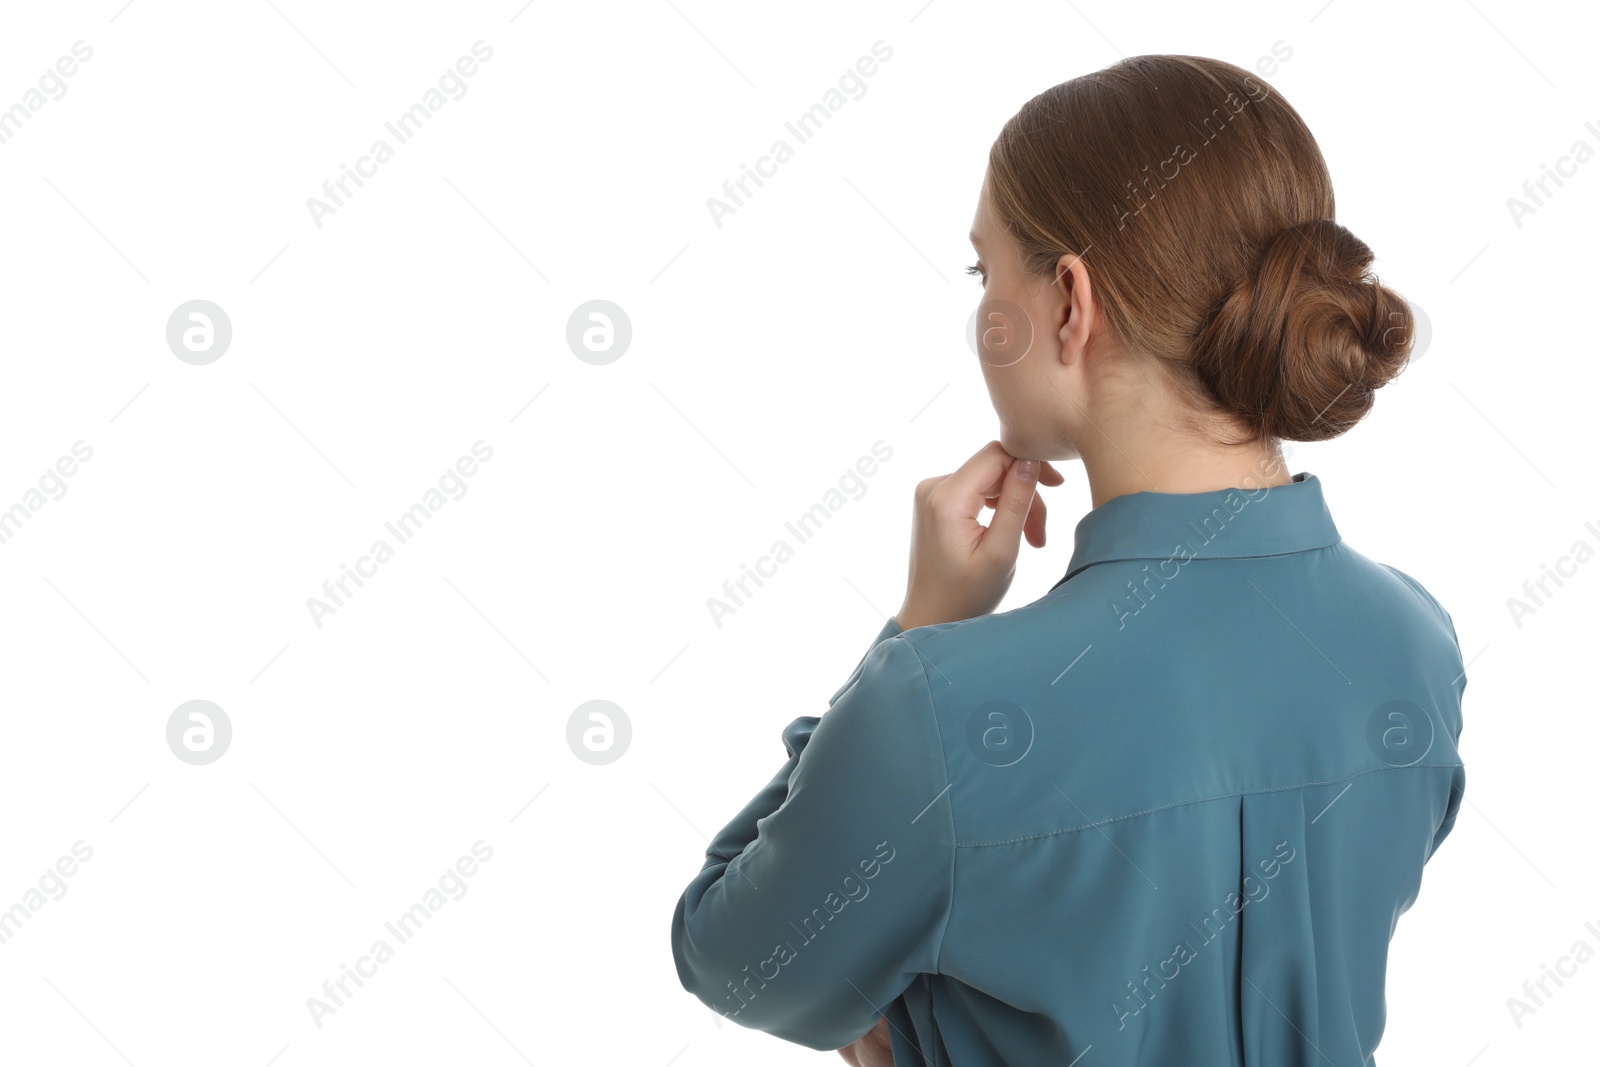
[0,1,1594,1064]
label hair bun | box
[1189,218,1414,442]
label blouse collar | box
[1052,472,1341,590]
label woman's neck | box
[1079,437,1293,509]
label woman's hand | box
[837,1015,896,1066]
[894,441,1064,631]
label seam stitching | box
[902,634,956,978]
[1060,537,1345,587]
[954,760,1464,848]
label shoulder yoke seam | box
[954,760,1464,848]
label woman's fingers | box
[971,450,1054,550]
[964,443,1065,503]
[1024,488,1048,548]
[982,490,1049,548]
[896,441,1061,629]
[978,456,1040,556]
[948,441,1019,517]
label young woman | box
[671,54,1465,1066]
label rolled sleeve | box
[669,628,954,1052]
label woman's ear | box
[1054,252,1095,358]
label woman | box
[670,54,1465,1066]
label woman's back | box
[890,472,1464,1064]
[671,472,1465,1065]
[670,53,1461,1066]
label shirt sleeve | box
[1379,563,1468,861]
[830,615,903,701]
[669,617,955,1052]
[1427,763,1467,861]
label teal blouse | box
[670,472,1466,1065]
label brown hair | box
[986,54,1414,444]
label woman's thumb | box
[985,458,1039,549]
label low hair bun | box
[1189,218,1414,443]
